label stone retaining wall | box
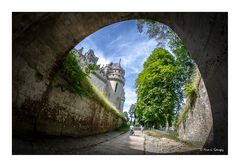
[178,78,213,147]
[13,73,124,137]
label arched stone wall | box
[12,12,228,153]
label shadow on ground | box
[13,130,219,155]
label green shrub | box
[184,83,197,99]
[61,52,92,97]
[115,124,129,133]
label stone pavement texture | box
[77,130,145,155]
[13,130,198,155]
[144,135,199,154]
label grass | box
[89,80,126,119]
[175,99,192,129]
[145,129,193,146]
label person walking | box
[130,125,135,135]
[140,125,144,135]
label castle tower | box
[105,59,125,112]
[85,49,99,64]
[72,47,125,112]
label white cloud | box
[95,50,111,66]
[75,37,111,66]
[128,66,141,74]
[109,35,123,45]
[115,38,157,72]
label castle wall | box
[106,80,124,112]
[88,73,125,112]
[89,73,107,93]
[120,100,124,112]
[106,82,118,109]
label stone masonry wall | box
[13,74,124,137]
[178,78,213,147]
[89,73,107,93]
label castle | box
[72,48,125,112]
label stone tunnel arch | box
[12,12,228,153]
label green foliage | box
[128,104,136,124]
[168,29,195,92]
[184,83,197,98]
[135,48,181,128]
[175,102,191,129]
[123,111,129,122]
[137,20,195,91]
[136,20,196,128]
[184,69,201,99]
[61,52,92,97]
[85,64,101,75]
[115,124,129,133]
[137,20,169,47]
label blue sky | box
[75,20,159,112]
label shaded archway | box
[12,12,228,153]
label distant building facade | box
[72,48,125,112]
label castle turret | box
[78,47,84,55]
[73,47,125,112]
[105,59,125,112]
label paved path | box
[13,130,198,155]
[13,130,145,155]
[76,130,145,155]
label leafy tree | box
[137,20,169,48]
[135,20,196,128]
[123,111,129,122]
[135,48,181,128]
[128,104,136,124]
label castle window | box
[115,82,118,92]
